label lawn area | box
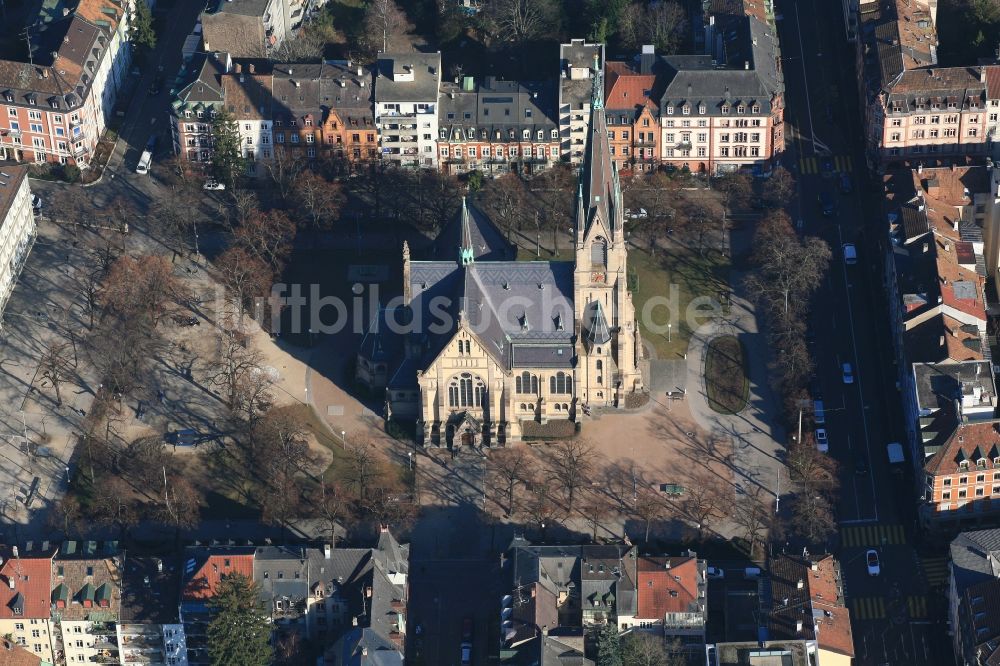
[630,247,730,359]
[704,335,749,414]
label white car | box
[866,549,880,576]
[842,362,854,384]
[203,180,226,191]
[626,207,648,219]
[815,428,829,453]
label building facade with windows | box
[0,0,136,168]
[558,40,604,165]
[0,548,55,664]
[0,167,37,325]
[170,52,229,165]
[374,53,442,168]
[271,63,323,166]
[222,64,274,176]
[436,77,560,177]
[358,74,643,445]
[318,61,377,166]
[603,62,659,175]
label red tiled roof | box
[182,553,254,601]
[925,422,1000,475]
[0,639,41,666]
[985,66,1000,99]
[636,557,700,619]
[0,554,53,619]
[604,68,657,114]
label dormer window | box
[699,105,706,114]
[666,106,674,115]
[979,458,988,469]
[682,105,690,115]
[439,128,446,139]
[550,129,557,139]
[721,104,730,114]
[508,129,515,139]
[466,128,474,139]
[737,105,745,114]
[522,129,529,139]
[960,461,970,471]
[751,105,760,114]
[536,130,543,140]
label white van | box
[136,149,152,174]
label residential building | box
[857,0,988,168]
[558,40,604,165]
[631,555,706,651]
[357,72,643,444]
[436,76,559,177]
[0,547,55,664]
[0,166,37,324]
[0,0,136,168]
[117,554,187,666]
[880,165,1000,522]
[271,64,324,166]
[767,554,854,666]
[374,52,442,168]
[50,541,123,666]
[179,546,255,665]
[500,541,636,663]
[318,61,377,166]
[603,61,659,175]
[712,641,814,666]
[200,0,291,58]
[170,52,230,165]
[949,529,1000,664]
[222,63,274,175]
[253,547,311,645]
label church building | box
[357,61,643,446]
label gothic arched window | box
[591,237,607,266]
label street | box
[776,0,953,662]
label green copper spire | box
[591,52,603,111]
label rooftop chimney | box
[796,620,803,632]
[797,579,804,590]
[324,544,332,559]
[249,64,255,74]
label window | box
[960,476,969,484]
[608,131,615,140]
[30,630,39,638]
[697,133,707,142]
[943,491,951,500]
[977,487,986,497]
[697,147,706,157]
[14,624,23,631]
[517,372,539,394]
[29,123,42,133]
[550,372,571,394]
[245,137,253,145]
[945,128,957,137]
[890,132,901,142]
[978,474,986,483]
[994,486,1000,494]
[969,128,979,137]
[944,478,952,486]
[277,133,285,143]
[291,134,300,143]
[591,237,607,266]
[914,116,927,124]
[960,489,968,498]
[32,644,41,653]
[737,105,745,114]
[306,134,315,143]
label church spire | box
[591,52,603,111]
[580,47,619,240]
[459,197,475,265]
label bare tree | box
[344,442,379,500]
[102,255,180,327]
[716,171,753,211]
[520,483,562,538]
[310,482,356,545]
[230,189,260,228]
[293,171,344,229]
[482,0,558,44]
[48,495,84,536]
[157,473,202,531]
[234,209,297,272]
[90,476,141,538]
[579,491,613,541]
[619,0,686,54]
[621,631,683,666]
[548,440,595,511]
[267,148,308,202]
[362,477,417,529]
[633,486,672,542]
[762,166,796,209]
[215,247,274,324]
[731,486,772,558]
[360,0,412,56]
[679,474,725,539]
[39,341,72,406]
[480,174,527,243]
[787,492,837,544]
[208,333,269,410]
[486,446,532,516]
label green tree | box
[207,573,273,666]
[211,108,247,189]
[596,623,622,666]
[132,1,157,50]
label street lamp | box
[341,430,346,449]
[408,451,413,470]
[667,323,672,342]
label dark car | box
[855,454,869,475]
[818,191,836,216]
[146,134,158,152]
[821,158,835,178]
[148,74,163,95]
[839,172,853,194]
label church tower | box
[573,53,643,405]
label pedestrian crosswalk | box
[799,155,854,174]
[921,555,950,588]
[852,596,886,620]
[908,595,929,619]
[840,523,906,547]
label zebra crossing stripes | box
[851,596,886,620]
[799,155,853,174]
[908,595,929,619]
[921,556,949,587]
[840,523,905,547]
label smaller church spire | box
[459,197,475,265]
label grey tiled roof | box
[951,529,1000,598]
[438,78,558,141]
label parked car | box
[842,362,854,384]
[148,74,163,95]
[821,158,835,178]
[815,428,829,453]
[706,566,725,579]
[31,194,42,214]
[818,191,836,216]
[203,179,226,191]
[843,242,858,264]
[855,453,869,475]
[626,208,648,219]
[866,549,880,576]
[813,399,826,425]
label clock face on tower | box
[591,272,606,283]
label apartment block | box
[117,555,188,666]
[0,0,136,168]
[170,52,229,165]
[374,52,442,168]
[603,62,659,175]
[271,64,323,167]
[0,166,37,323]
[0,547,55,663]
[436,76,559,177]
[950,529,1000,664]
[223,63,274,175]
[857,0,990,169]
[631,555,707,652]
[318,61,376,165]
[558,40,604,165]
[50,542,124,666]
